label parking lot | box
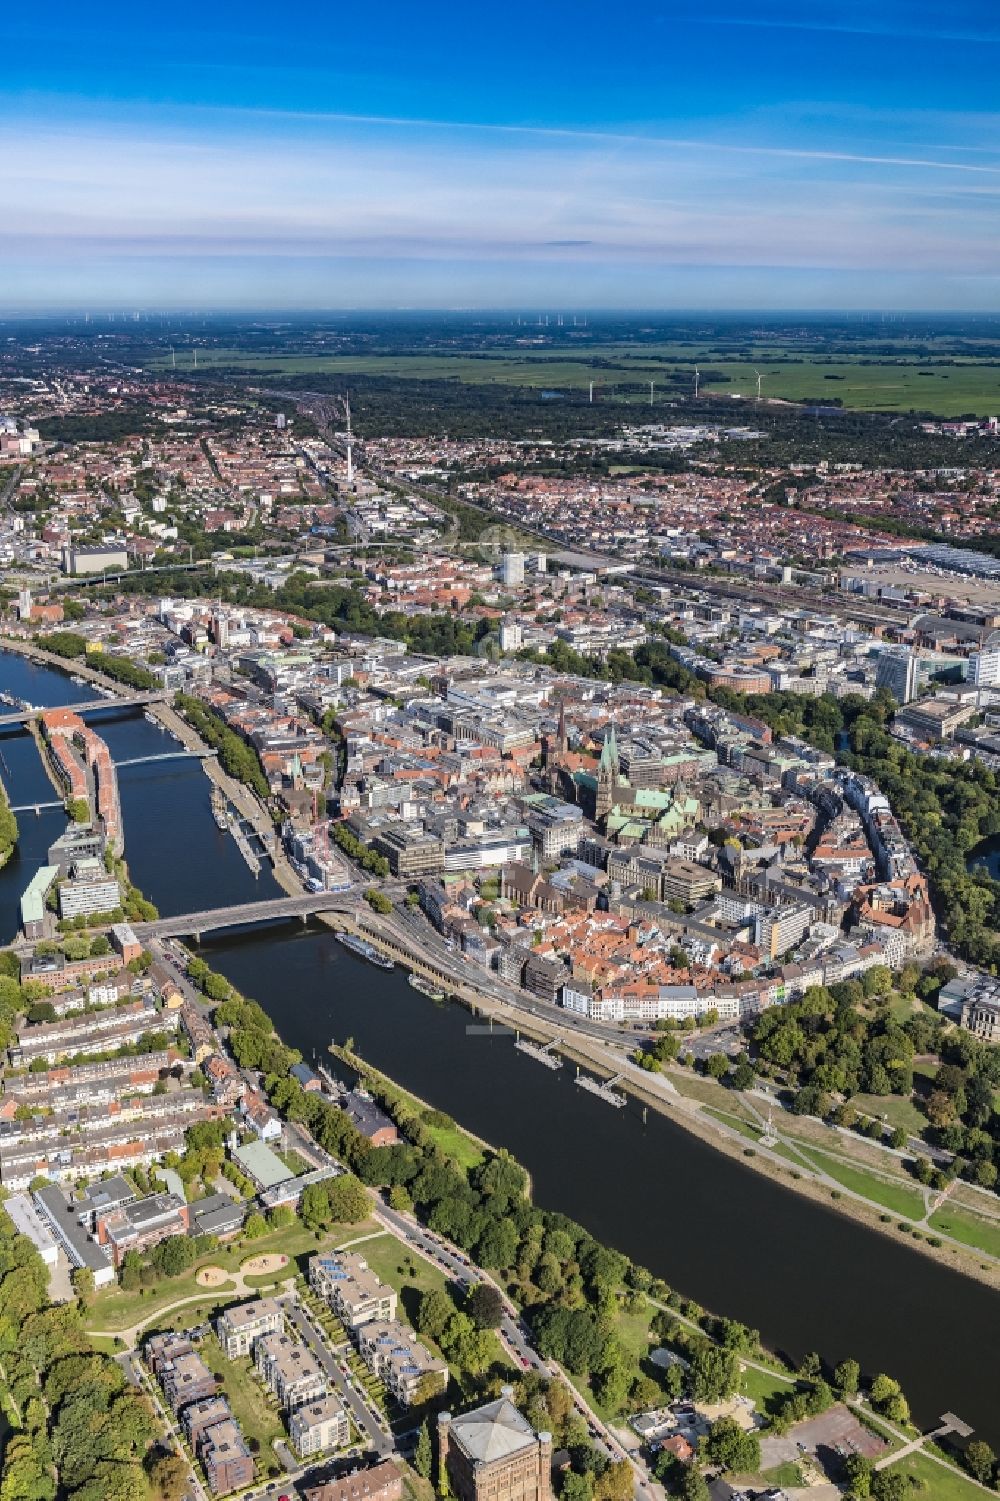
[759,1403,887,1474]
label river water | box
[1,650,998,1441]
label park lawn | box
[794,1147,924,1219]
[758,1462,805,1488]
[887,1451,987,1501]
[420,1118,484,1174]
[84,1275,239,1333]
[86,1333,123,1355]
[241,1270,287,1290]
[702,1106,762,1144]
[850,1092,926,1135]
[83,1220,379,1333]
[358,1231,457,1332]
[611,1299,654,1363]
[665,1070,734,1108]
[737,1362,796,1412]
[199,1331,286,1472]
[928,1205,1000,1259]
[769,1142,815,1169]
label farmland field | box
[145,340,1000,414]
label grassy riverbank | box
[582,1051,1000,1291]
[331,1042,494,1174]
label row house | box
[288,1394,350,1458]
[309,1250,398,1330]
[254,1332,327,1411]
[216,1297,283,1359]
[356,1320,448,1405]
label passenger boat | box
[408,973,446,1001]
[335,931,394,970]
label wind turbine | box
[754,369,764,403]
[693,366,700,399]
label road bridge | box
[134,891,358,940]
[0,691,169,729]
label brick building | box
[439,1392,551,1501]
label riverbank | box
[331,910,1000,1292]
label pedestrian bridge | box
[114,750,214,768]
[134,891,358,940]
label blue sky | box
[4,0,1000,309]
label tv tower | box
[345,393,354,486]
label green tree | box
[705,1416,760,1474]
[151,1234,195,1277]
[834,1357,860,1397]
[300,1182,330,1230]
[72,1266,95,1304]
[414,1421,433,1480]
[843,1453,873,1497]
[327,1173,370,1223]
[147,1450,189,1501]
[467,1283,505,1329]
[870,1473,910,1501]
[561,1476,593,1501]
[965,1440,996,1486]
[679,1470,710,1501]
[417,1289,456,1344]
[689,1343,740,1403]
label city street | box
[281,1295,395,1459]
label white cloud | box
[2,103,999,303]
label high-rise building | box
[499,619,523,653]
[970,634,1000,688]
[875,647,919,705]
[500,552,525,587]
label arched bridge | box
[134,891,360,940]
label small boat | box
[408,973,445,1002]
[335,931,394,970]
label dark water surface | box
[3,651,1000,1442]
[970,833,1000,882]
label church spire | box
[599,722,619,777]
